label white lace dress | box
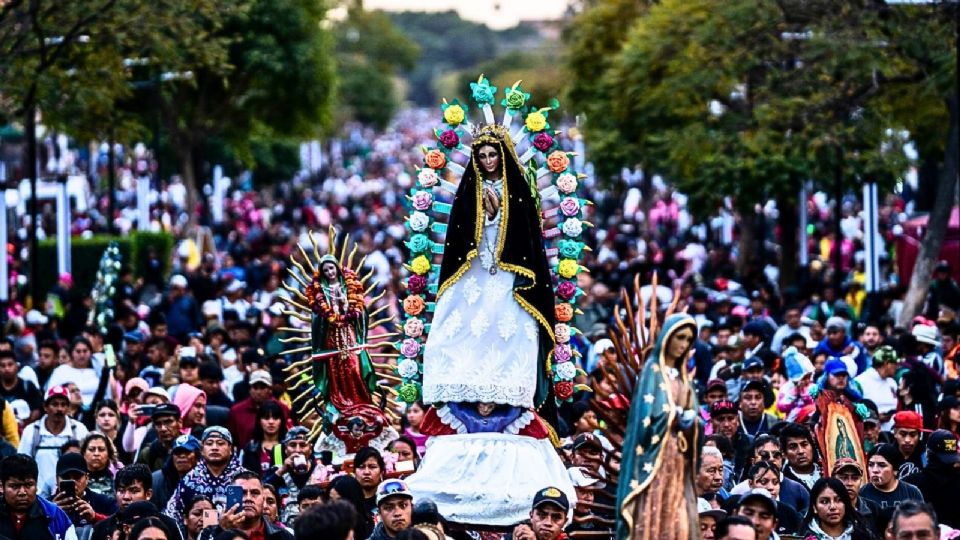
[422,178,540,408]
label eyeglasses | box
[758,451,782,461]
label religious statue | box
[616,313,701,539]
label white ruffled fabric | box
[405,433,576,526]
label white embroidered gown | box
[422,178,540,408]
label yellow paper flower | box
[525,111,547,132]
[410,255,432,275]
[558,259,579,279]
[443,104,465,126]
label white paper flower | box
[555,361,577,380]
[409,212,430,232]
[397,359,420,379]
[556,173,577,194]
[417,168,440,188]
[562,218,583,237]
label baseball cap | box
[697,497,727,521]
[45,385,70,403]
[249,369,272,387]
[59,272,74,286]
[861,407,880,425]
[56,452,88,476]
[283,426,310,444]
[872,345,899,365]
[825,317,846,332]
[144,386,170,403]
[124,377,149,397]
[742,357,764,372]
[25,310,48,326]
[376,479,413,506]
[151,403,181,420]
[824,359,849,376]
[710,400,737,417]
[225,280,246,294]
[201,426,233,445]
[706,379,727,392]
[532,486,570,513]
[123,331,145,344]
[831,457,864,476]
[742,320,767,337]
[170,274,188,289]
[594,338,615,352]
[172,434,201,454]
[741,379,768,396]
[737,488,777,513]
[198,362,225,382]
[893,411,923,432]
[926,430,960,464]
[121,501,159,525]
[567,467,599,488]
[936,260,951,272]
[572,433,603,452]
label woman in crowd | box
[262,483,283,527]
[403,401,427,456]
[184,496,215,540]
[329,475,373,540]
[745,461,802,534]
[387,436,421,470]
[352,446,384,518]
[241,400,287,476]
[93,399,129,462]
[937,395,959,435]
[81,432,122,496]
[129,516,177,540]
[122,386,171,457]
[798,477,876,540]
[47,337,100,406]
[173,384,207,437]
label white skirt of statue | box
[422,179,540,406]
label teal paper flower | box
[470,76,497,106]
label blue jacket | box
[0,495,78,540]
[813,336,868,375]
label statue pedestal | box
[405,432,576,526]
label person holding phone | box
[0,454,78,540]
[90,465,183,540]
[51,453,118,528]
[263,426,315,526]
[198,471,293,540]
[165,427,244,522]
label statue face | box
[321,261,339,281]
[667,326,695,363]
[477,402,495,416]
[477,144,501,175]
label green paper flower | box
[398,382,420,403]
[502,85,530,110]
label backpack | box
[28,418,80,457]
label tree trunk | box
[176,142,199,231]
[737,210,759,279]
[778,194,799,294]
[899,99,959,326]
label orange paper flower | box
[403,295,426,316]
[555,303,574,322]
[547,151,570,174]
[424,149,447,170]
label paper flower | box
[409,212,430,232]
[525,111,547,133]
[403,296,425,316]
[558,259,579,279]
[400,338,422,358]
[407,274,427,295]
[397,359,420,379]
[557,239,584,260]
[555,381,574,400]
[554,344,573,363]
[559,197,581,217]
[403,317,424,338]
[410,255,431,276]
[562,218,584,237]
[556,173,578,194]
[555,303,574,322]
[398,382,420,403]
[547,151,570,173]
[556,280,577,301]
[555,360,576,380]
[443,104,465,126]
[417,168,439,188]
[533,132,555,152]
[425,149,447,170]
[406,234,431,254]
[412,191,433,211]
[439,129,460,149]
[470,77,497,105]
[502,86,530,109]
[555,323,571,344]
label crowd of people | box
[0,108,955,540]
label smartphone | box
[137,404,157,418]
[180,346,197,359]
[202,509,219,528]
[225,485,244,512]
[104,344,117,369]
[292,454,308,474]
[59,480,76,499]
[395,460,415,473]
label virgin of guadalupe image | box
[616,313,701,540]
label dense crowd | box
[0,109,956,540]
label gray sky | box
[364,0,569,29]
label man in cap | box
[854,346,899,429]
[859,443,923,509]
[710,400,751,475]
[150,434,199,509]
[162,274,201,343]
[569,433,604,475]
[698,497,727,540]
[51,452,117,527]
[122,331,145,370]
[265,426,316,525]
[17,386,89,498]
[228,367,289,448]
[165,426,244,521]
[198,361,233,408]
[509,487,569,540]
[368,479,414,540]
[703,379,729,409]
[902,430,960,528]
[830,457,877,532]
[738,380,777,439]
[731,488,778,540]
[92,465,182,540]
[204,471,293,540]
[135,403,183,471]
[564,467,604,536]
[814,316,867,376]
[891,411,926,478]
[912,324,945,379]
[860,405,882,453]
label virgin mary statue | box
[407,123,573,526]
[617,313,701,539]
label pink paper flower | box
[400,338,422,358]
[404,317,424,338]
[556,281,577,301]
[407,274,427,294]
[439,130,460,149]
[559,197,581,217]
[555,323,571,343]
[554,343,572,363]
[412,191,433,211]
[533,132,554,152]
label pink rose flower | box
[533,132,554,152]
[417,168,439,188]
[555,323,571,343]
[400,338,422,358]
[412,191,433,211]
[407,274,427,294]
[559,197,581,217]
[438,130,459,149]
[556,281,577,301]
[554,343,572,363]
[404,318,424,338]
[556,173,577,194]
